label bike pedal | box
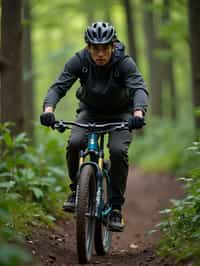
[108,225,124,232]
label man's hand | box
[128,110,145,131]
[133,110,143,118]
[40,111,55,127]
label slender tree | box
[23,0,34,137]
[0,53,10,120]
[1,0,24,135]
[122,0,137,62]
[143,0,163,117]
[161,0,177,119]
[188,0,200,129]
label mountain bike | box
[53,120,129,264]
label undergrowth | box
[137,119,200,265]
[0,122,68,265]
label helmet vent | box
[92,30,97,38]
[97,27,102,39]
[102,31,107,38]
[88,30,93,40]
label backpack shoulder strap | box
[113,51,130,78]
[113,55,130,79]
[113,41,130,78]
[75,49,89,79]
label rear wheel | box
[94,220,112,255]
[94,172,112,255]
[76,164,96,264]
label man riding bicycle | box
[40,21,148,232]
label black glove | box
[128,116,145,131]
[40,112,55,127]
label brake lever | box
[50,120,58,130]
[57,125,66,133]
[52,121,69,133]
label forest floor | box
[25,168,190,266]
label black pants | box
[66,109,133,209]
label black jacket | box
[43,47,148,114]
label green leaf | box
[187,146,198,151]
[47,166,65,177]
[194,107,200,117]
[41,177,56,184]
[160,208,172,214]
[0,181,15,190]
[190,168,200,178]
[55,186,62,192]
[46,214,56,222]
[5,193,22,201]
[30,187,44,199]
[147,229,158,235]
[14,132,28,144]
[4,132,13,148]
[192,215,200,223]
[0,172,13,178]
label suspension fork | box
[98,134,104,170]
[95,134,105,218]
[79,150,85,166]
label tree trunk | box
[23,0,34,138]
[162,0,177,120]
[122,0,137,62]
[1,0,24,135]
[0,52,10,121]
[167,59,176,119]
[188,0,200,129]
[143,0,163,117]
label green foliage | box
[130,118,200,264]
[0,201,32,266]
[0,122,69,265]
[0,123,68,217]
[194,106,200,117]
[128,118,194,172]
[0,244,31,266]
[151,140,200,265]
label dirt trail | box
[26,168,188,266]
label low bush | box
[0,122,69,265]
[152,140,200,265]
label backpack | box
[76,41,129,81]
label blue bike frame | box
[78,132,112,220]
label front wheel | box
[76,164,96,264]
[94,173,112,255]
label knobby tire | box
[76,164,96,264]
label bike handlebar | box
[53,120,129,133]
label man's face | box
[88,44,114,66]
